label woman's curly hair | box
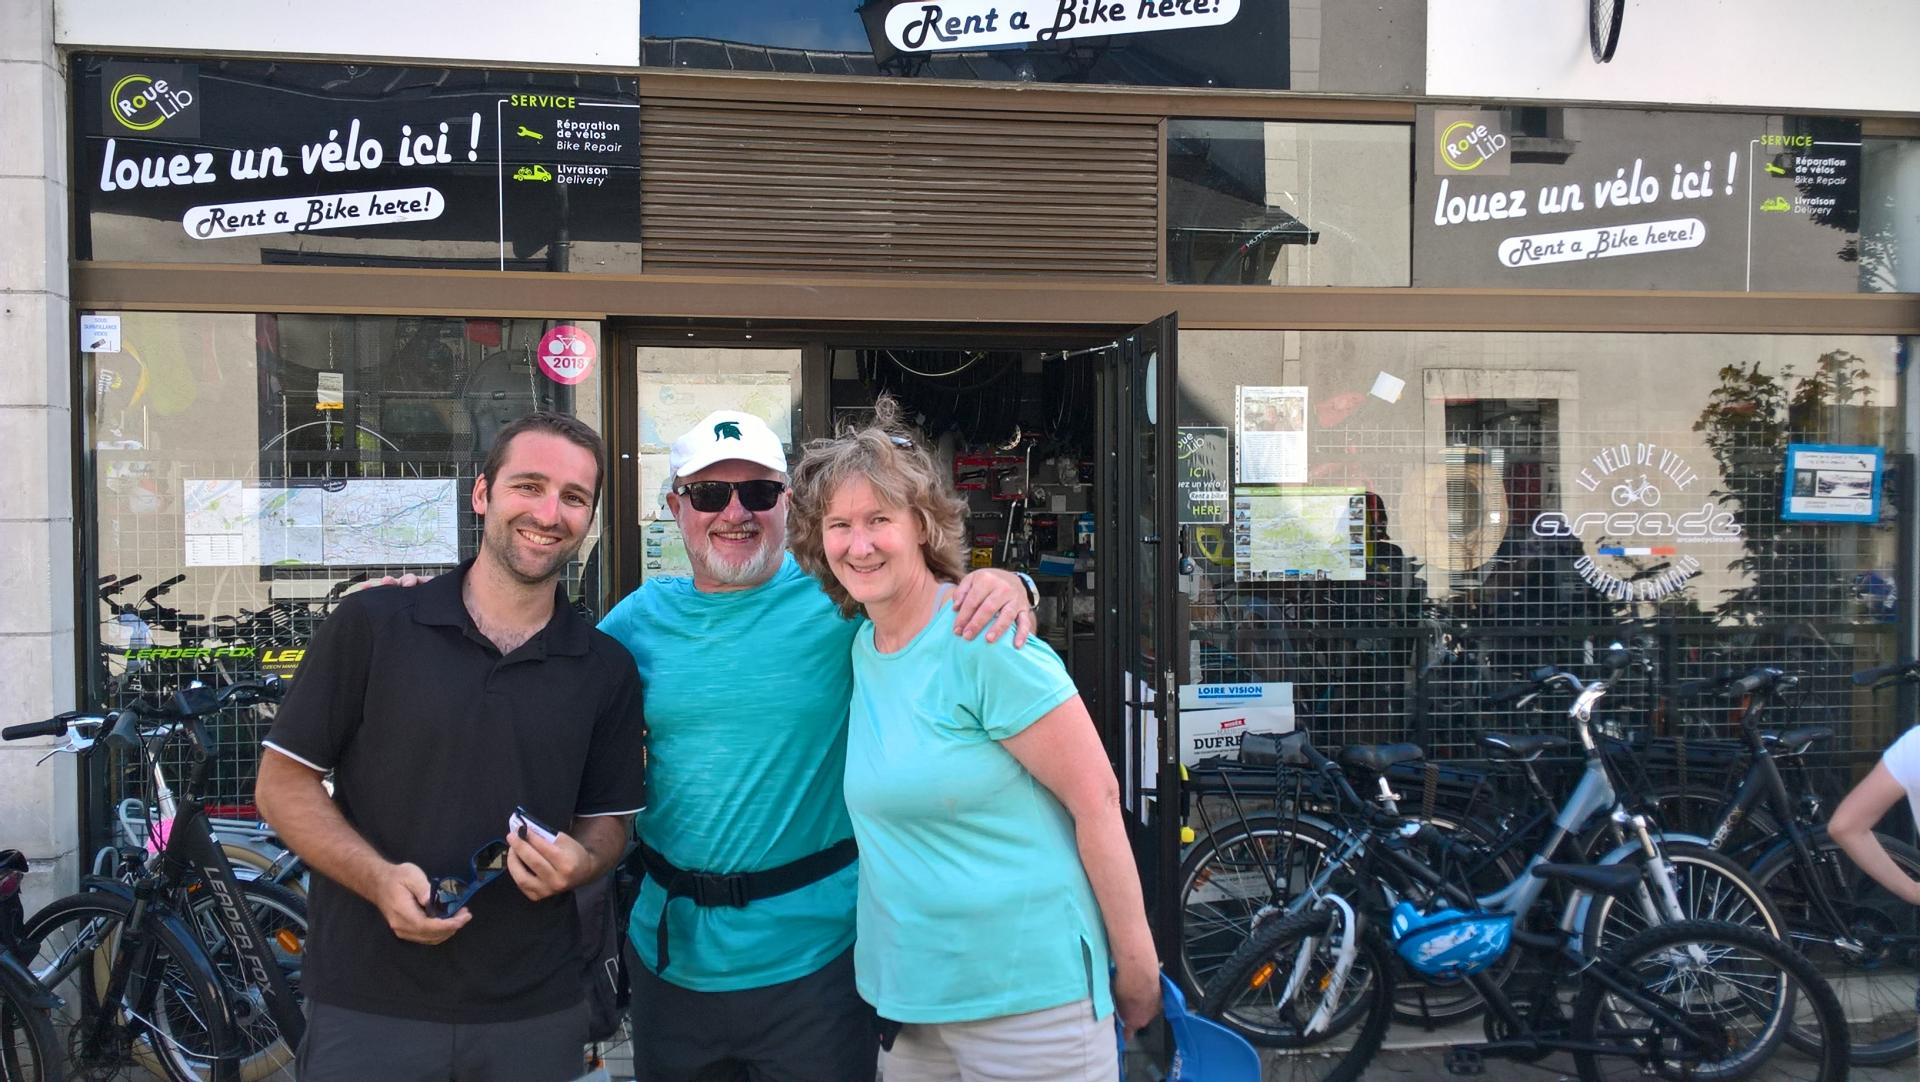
[788,395,970,619]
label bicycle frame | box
[146,714,305,1054]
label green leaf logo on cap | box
[714,420,743,440]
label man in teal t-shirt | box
[597,411,1033,1082]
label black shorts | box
[296,998,589,1082]
[630,946,877,1082]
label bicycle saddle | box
[1477,732,1569,760]
[1761,725,1833,752]
[1339,743,1423,773]
[1529,861,1641,898]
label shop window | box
[1177,330,1906,764]
[88,311,606,818]
[1861,137,1920,293]
[1166,120,1411,286]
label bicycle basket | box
[1389,901,1513,978]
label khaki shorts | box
[880,999,1116,1082]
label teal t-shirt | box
[845,598,1112,1024]
[598,554,860,991]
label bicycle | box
[5,680,305,1082]
[0,848,64,1082]
[1200,725,1848,1082]
[1178,647,1779,1039]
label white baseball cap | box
[669,410,788,479]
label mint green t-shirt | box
[845,599,1112,1024]
[597,554,860,991]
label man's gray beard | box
[698,540,782,586]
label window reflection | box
[1179,331,1904,761]
[89,311,605,816]
[1167,121,1411,286]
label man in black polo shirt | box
[256,411,648,1081]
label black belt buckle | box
[692,872,749,908]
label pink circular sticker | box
[536,325,596,385]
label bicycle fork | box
[1616,809,1709,964]
[1279,894,1360,1036]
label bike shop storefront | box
[63,52,1920,951]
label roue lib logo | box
[1432,109,1509,176]
[100,62,200,138]
[536,325,596,385]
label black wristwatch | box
[1016,571,1040,609]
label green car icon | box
[1759,196,1791,212]
[512,164,552,182]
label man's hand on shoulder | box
[375,861,471,944]
[505,829,593,902]
[951,567,1035,648]
[356,572,434,593]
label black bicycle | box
[1199,727,1849,1082]
[1631,663,1920,1066]
[4,680,304,1082]
[0,849,64,1082]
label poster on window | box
[1781,444,1882,522]
[1177,681,1295,767]
[1234,386,1307,483]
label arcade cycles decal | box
[1530,440,1740,602]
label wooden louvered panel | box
[640,97,1160,278]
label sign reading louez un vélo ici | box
[80,57,640,267]
[1530,439,1741,603]
[1416,106,1861,291]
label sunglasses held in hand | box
[429,838,510,918]
[673,479,785,513]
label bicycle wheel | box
[1199,904,1393,1080]
[23,889,237,1082]
[1179,812,1518,1026]
[1581,843,1781,959]
[178,879,306,1082]
[1570,918,1848,1082]
[1752,827,1920,1066]
[0,961,64,1082]
[1178,814,1339,995]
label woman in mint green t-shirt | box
[788,399,1160,1082]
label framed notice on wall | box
[1781,443,1882,523]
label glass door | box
[1092,313,1184,953]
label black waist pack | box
[577,846,642,1044]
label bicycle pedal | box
[1444,1047,1485,1076]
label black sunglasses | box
[674,479,786,513]
[428,838,510,918]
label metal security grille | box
[638,96,1160,277]
[1186,351,1904,768]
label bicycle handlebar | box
[2,716,71,740]
[1853,660,1920,688]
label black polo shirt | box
[264,561,647,1023]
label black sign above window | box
[74,56,642,272]
[643,0,1359,90]
[1412,106,1864,292]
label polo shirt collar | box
[411,558,591,658]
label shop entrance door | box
[1090,314,1184,955]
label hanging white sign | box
[885,0,1238,53]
